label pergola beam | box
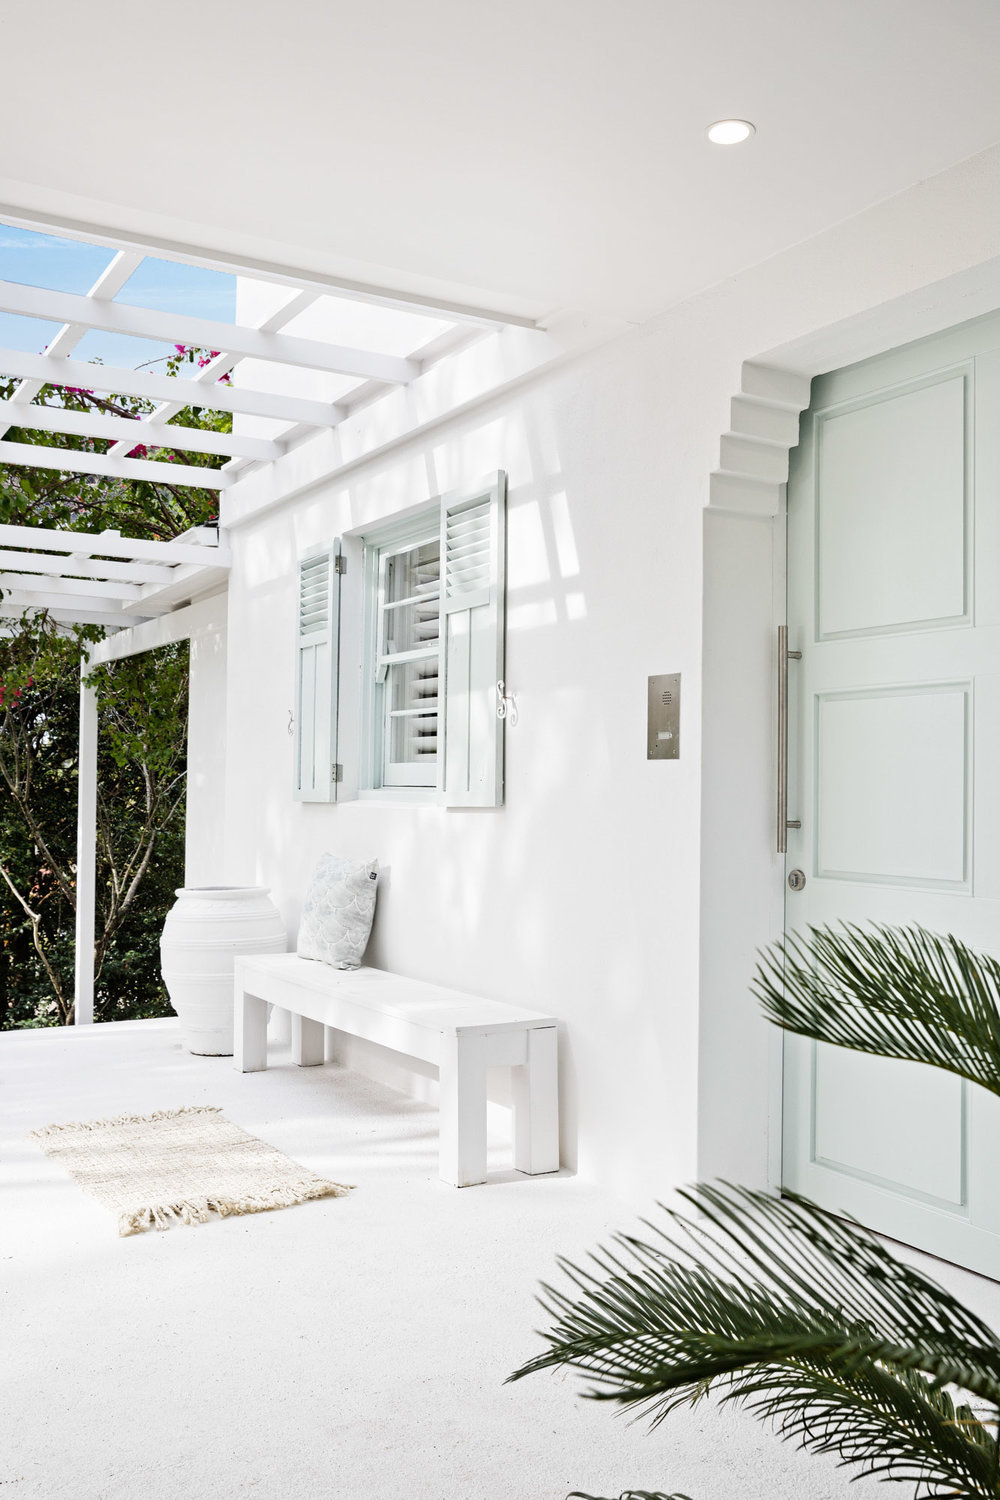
[0,592,150,627]
[0,547,173,585]
[0,203,538,329]
[0,279,417,384]
[0,347,342,429]
[0,523,231,570]
[0,572,143,602]
[0,438,231,489]
[0,398,281,462]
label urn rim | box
[172,885,272,899]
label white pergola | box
[0,217,537,1024]
[0,235,523,490]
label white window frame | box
[356,472,506,807]
[360,505,442,796]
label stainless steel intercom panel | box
[647,673,680,760]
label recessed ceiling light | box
[707,119,756,145]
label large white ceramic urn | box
[160,887,286,1055]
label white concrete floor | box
[3,1018,999,1500]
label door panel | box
[813,1048,965,1207]
[815,685,969,887]
[783,325,1000,1279]
[816,374,968,638]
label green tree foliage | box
[0,344,230,536]
[0,345,230,1026]
[0,619,188,1025]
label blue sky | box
[0,223,235,377]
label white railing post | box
[74,664,98,1025]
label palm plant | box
[511,924,1000,1499]
[752,922,1000,1098]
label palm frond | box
[753,923,1000,1097]
[510,1185,1000,1497]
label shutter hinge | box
[331,763,342,782]
[334,554,346,575]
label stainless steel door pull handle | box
[777,625,801,854]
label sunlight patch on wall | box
[349,456,436,531]
[431,412,525,497]
[507,499,550,589]
[507,599,558,631]
[549,490,580,578]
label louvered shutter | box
[439,473,506,806]
[294,541,341,802]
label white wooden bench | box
[233,953,559,1187]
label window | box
[293,473,506,807]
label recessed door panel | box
[817,374,968,638]
[815,686,968,887]
[813,1045,965,1207]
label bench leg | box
[234,987,268,1073]
[512,1026,559,1175]
[292,1013,325,1067]
[438,1032,488,1187]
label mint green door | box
[783,313,1000,1278]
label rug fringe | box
[118,1178,353,1237]
[29,1105,222,1140]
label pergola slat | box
[0,347,342,428]
[0,438,231,489]
[0,250,144,441]
[104,291,319,460]
[0,279,418,384]
[0,398,280,462]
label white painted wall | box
[211,143,1000,1204]
[223,329,705,1201]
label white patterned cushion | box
[296,854,380,970]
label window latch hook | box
[496,680,518,726]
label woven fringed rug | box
[30,1106,352,1236]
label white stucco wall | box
[208,142,1000,1206]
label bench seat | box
[233,953,559,1187]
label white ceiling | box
[5,0,1000,325]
